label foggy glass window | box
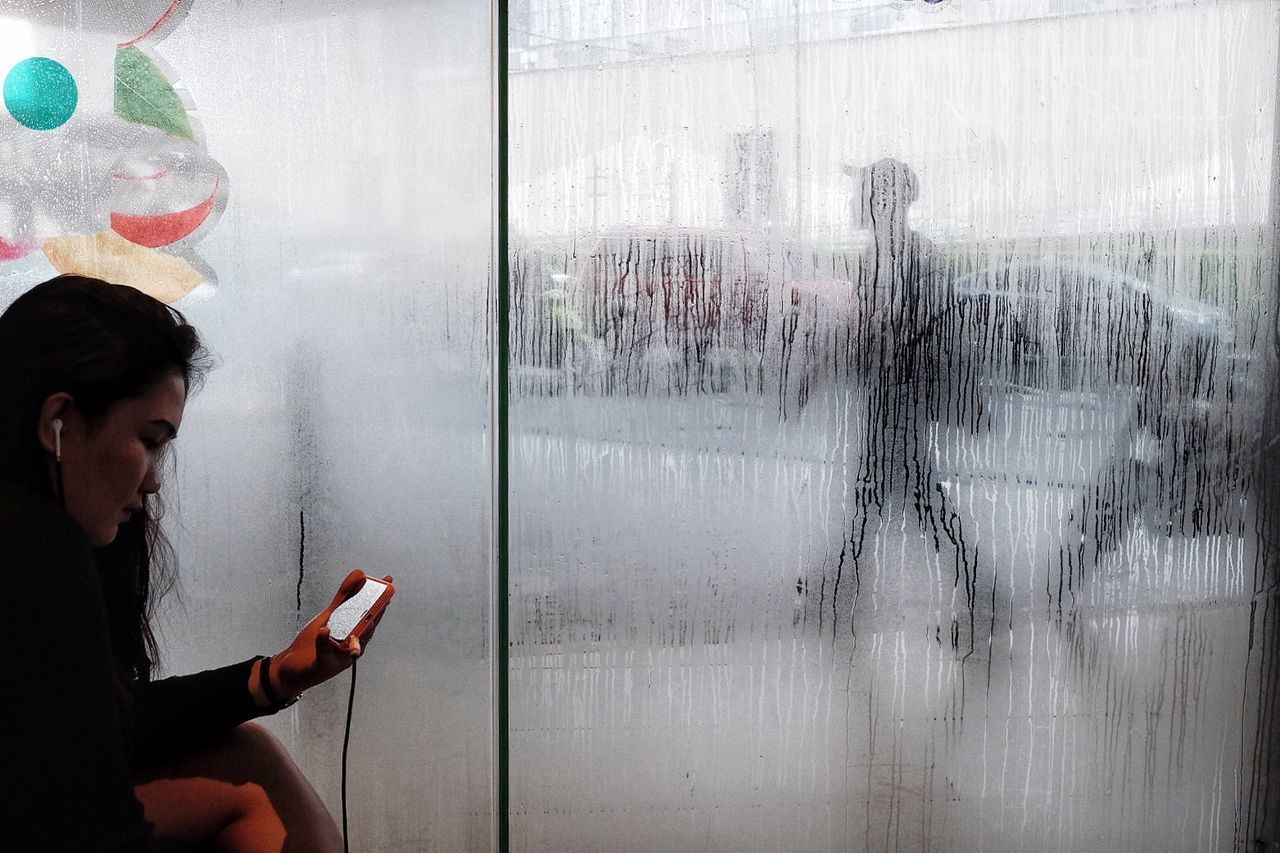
[0,2,495,849]
[3,0,1277,849]
[509,1,1280,850]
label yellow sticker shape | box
[43,230,202,304]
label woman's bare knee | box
[219,722,298,781]
[219,722,342,853]
[217,781,287,852]
[136,776,285,851]
[136,722,341,853]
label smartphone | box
[327,577,395,643]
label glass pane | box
[0,1,495,848]
[509,1,1279,850]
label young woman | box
[0,275,389,851]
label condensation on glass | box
[509,1,1280,850]
[0,1,495,849]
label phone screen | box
[328,578,389,642]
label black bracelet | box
[259,655,300,709]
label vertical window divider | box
[491,1,511,851]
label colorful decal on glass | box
[4,57,78,130]
[114,46,194,142]
[0,0,225,304]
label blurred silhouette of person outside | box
[842,158,978,643]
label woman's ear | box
[36,393,76,457]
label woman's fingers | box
[323,568,368,612]
[337,568,367,597]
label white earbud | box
[52,418,63,462]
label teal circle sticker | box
[4,57,78,131]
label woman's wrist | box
[251,654,302,710]
[249,657,273,710]
[269,648,311,698]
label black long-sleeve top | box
[0,483,273,851]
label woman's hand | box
[254,569,394,706]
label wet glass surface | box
[0,1,496,848]
[509,2,1280,850]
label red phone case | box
[331,574,395,644]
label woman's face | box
[60,372,186,547]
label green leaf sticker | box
[114,46,193,141]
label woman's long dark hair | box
[0,275,209,680]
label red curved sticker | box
[110,177,218,248]
[119,0,189,47]
[0,237,39,261]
